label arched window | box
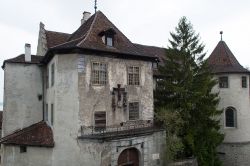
[225,107,237,127]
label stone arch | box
[117,147,140,166]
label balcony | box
[78,120,164,141]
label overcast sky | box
[0,0,250,110]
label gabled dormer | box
[99,28,116,47]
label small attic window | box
[99,28,116,47]
[106,36,113,47]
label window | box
[225,107,237,127]
[91,62,107,85]
[128,66,140,85]
[106,36,113,47]
[44,104,48,121]
[129,102,139,120]
[99,28,116,47]
[51,104,54,126]
[242,76,247,88]
[219,76,228,88]
[46,68,49,89]
[20,146,27,153]
[152,62,158,70]
[51,63,55,87]
[94,111,106,130]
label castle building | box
[0,11,166,166]
[208,38,250,166]
[1,9,249,166]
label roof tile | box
[45,30,71,48]
[208,41,249,74]
[0,121,54,147]
[2,54,43,69]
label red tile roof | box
[0,121,54,147]
[45,30,71,48]
[47,11,159,60]
[134,44,166,63]
[2,54,43,69]
[207,41,249,74]
[3,11,166,68]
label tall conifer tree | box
[155,17,224,165]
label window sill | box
[224,127,237,130]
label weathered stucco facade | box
[43,53,165,166]
[3,63,43,136]
[2,146,52,166]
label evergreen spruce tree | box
[155,17,224,165]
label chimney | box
[25,43,31,62]
[81,11,91,25]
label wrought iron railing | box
[78,120,163,140]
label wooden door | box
[118,148,139,166]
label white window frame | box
[91,62,108,86]
[127,66,140,86]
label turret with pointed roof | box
[208,37,250,165]
[207,40,249,74]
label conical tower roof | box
[208,40,249,74]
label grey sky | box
[1,0,250,110]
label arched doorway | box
[118,148,140,166]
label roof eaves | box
[42,46,158,64]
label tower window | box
[242,76,247,88]
[219,76,228,88]
[225,107,237,127]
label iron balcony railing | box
[78,120,164,141]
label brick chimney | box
[25,43,31,62]
[81,11,91,25]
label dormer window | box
[99,28,116,47]
[106,36,113,46]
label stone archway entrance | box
[118,148,140,166]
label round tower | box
[208,36,250,166]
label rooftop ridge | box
[77,11,99,47]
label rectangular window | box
[45,104,48,121]
[51,104,54,126]
[91,62,107,85]
[242,76,247,88]
[219,76,228,88]
[106,36,113,47]
[20,146,27,153]
[94,111,106,130]
[152,62,158,70]
[46,68,49,89]
[129,102,139,120]
[51,63,55,87]
[128,66,140,85]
